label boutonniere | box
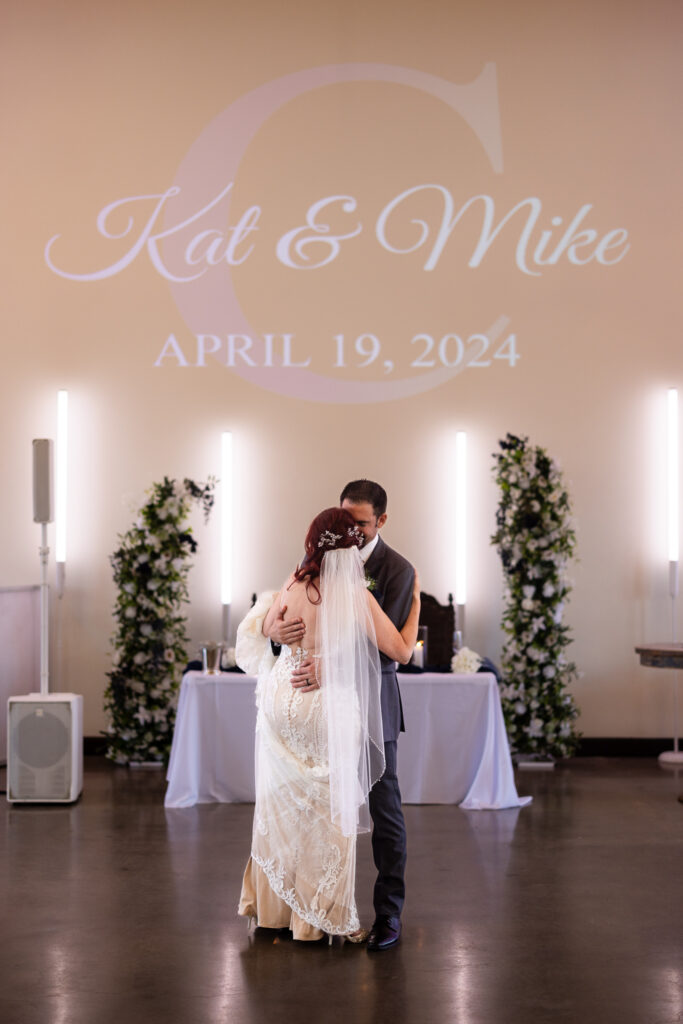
[364,574,377,592]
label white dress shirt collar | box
[360,533,380,564]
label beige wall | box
[2,0,682,738]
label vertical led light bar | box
[660,387,683,764]
[667,388,679,598]
[56,389,68,597]
[221,431,233,641]
[455,430,467,608]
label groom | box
[267,479,414,952]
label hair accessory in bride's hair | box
[318,530,342,549]
[347,526,364,544]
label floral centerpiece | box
[491,434,580,760]
[451,646,483,674]
[103,477,215,765]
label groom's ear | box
[377,513,388,529]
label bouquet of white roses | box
[451,647,483,674]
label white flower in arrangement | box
[451,647,483,673]
[123,583,135,595]
[543,665,557,679]
[522,585,535,599]
[514,701,527,715]
[124,606,136,619]
[164,649,175,662]
[147,579,160,591]
[133,651,149,666]
[542,582,555,598]
[521,598,535,611]
[136,553,150,565]
[140,623,153,637]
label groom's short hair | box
[340,479,387,517]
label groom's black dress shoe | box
[366,916,401,952]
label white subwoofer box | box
[7,694,83,803]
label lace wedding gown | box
[238,644,360,940]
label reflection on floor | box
[1,757,681,1024]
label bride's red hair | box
[291,507,363,601]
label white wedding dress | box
[237,549,384,940]
[239,643,360,939]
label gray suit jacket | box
[364,536,415,741]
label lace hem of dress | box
[252,851,360,936]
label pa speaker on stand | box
[5,439,83,803]
[7,694,83,803]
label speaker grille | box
[15,709,69,768]
[9,701,73,801]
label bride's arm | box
[368,571,421,664]
[262,592,281,639]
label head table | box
[165,671,531,811]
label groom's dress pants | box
[369,739,406,919]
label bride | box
[237,507,420,942]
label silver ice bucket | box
[200,642,224,675]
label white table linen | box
[165,671,531,810]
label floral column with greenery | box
[491,434,580,760]
[104,477,215,765]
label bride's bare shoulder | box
[284,574,321,607]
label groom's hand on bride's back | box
[267,605,306,647]
[291,656,319,692]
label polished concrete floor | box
[1,757,682,1024]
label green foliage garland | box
[491,434,580,759]
[103,476,215,764]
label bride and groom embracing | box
[236,480,419,950]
